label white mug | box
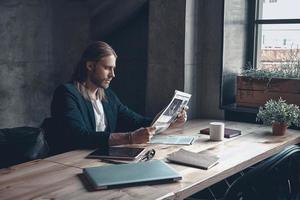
[209,122,224,141]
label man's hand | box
[169,106,189,128]
[131,127,156,144]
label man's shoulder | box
[104,88,118,96]
[104,88,120,102]
[54,83,78,95]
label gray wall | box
[0,0,226,128]
[197,0,224,119]
[0,0,149,128]
[0,0,89,128]
[146,0,186,117]
[147,0,224,119]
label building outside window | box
[254,0,300,70]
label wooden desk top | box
[1,119,300,200]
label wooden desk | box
[1,119,300,200]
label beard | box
[100,80,110,89]
[90,76,110,89]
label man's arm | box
[106,89,153,132]
[109,127,156,146]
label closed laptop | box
[83,160,182,190]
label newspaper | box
[151,90,191,134]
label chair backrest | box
[0,127,49,168]
[41,117,73,155]
[224,145,300,200]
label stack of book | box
[86,147,155,163]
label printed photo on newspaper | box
[151,90,191,134]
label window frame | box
[250,0,300,69]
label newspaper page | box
[151,90,191,134]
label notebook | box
[167,149,219,170]
[199,128,241,138]
[149,135,195,145]
[83,160,182,190]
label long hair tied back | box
[71,41,117,83]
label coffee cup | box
[209,122,224,141]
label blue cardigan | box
[43,83,152,153]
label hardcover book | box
[167,149,219,170]
[199,128,241,138]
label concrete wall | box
[146,0,186,117]
[0,0,149,127]
[0,0,89,128]
[147,0,224,119]
[0,0,50,128]
[0,0,226,128]
[197,0,224,119]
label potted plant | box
[256,98,300,136]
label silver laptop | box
[83,160,182,190]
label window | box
[221,0,300,122]
[253,0,300,70]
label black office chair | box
[223,145,300,200]
[0,127,49,168]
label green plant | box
[256,98,300,127]
[242,64,300,79]
[242,46,300,79]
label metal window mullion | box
[255,19,300,24]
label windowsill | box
[222,104,258,123]
[222,104,259,114]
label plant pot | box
[272,123,288,136]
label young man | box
[43,41,187,154]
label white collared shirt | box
[91,99,107,132]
